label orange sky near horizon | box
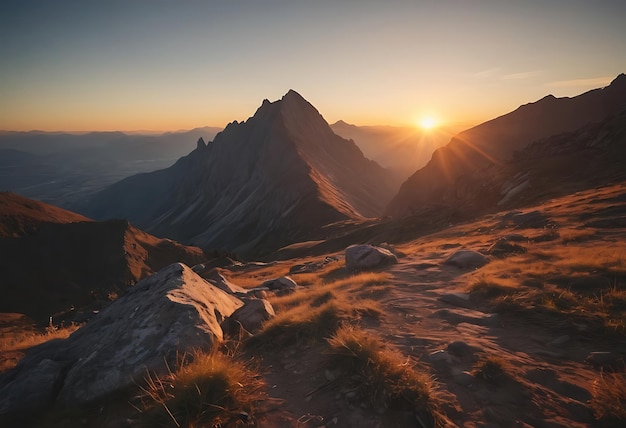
[1,1,624,133]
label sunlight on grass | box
[0,322,81,353]
[140,350,265,427]
[589,372,626,424]
[247,272,387,347]
[326,325,440,425]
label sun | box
[418,116,439,130]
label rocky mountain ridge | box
[387,74,626,217]
[80,90,398,258]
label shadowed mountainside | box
[387,73,626,217]
[0,192,206,322]
[79,90,399,258]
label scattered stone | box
[345,245,398,272]
[290,256,339,274]
[226,298,275,333]
[0,263,243,412]
[262,276,298,295]
[443,250,488,269]
[203,269,248,295]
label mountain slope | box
[387,73,626,217]
[81,90,398,257]
[0,193,206,321]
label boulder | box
[443,250,488,270]
[0,263,243,413]
[345,245,398,272]
[262,276,298,295]
[227,298,275,333]
[203,269,248,295]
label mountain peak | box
[609,73,626,87]
[196,137,206,149]
[282,89,305,101]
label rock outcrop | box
[0,263,242,414]
[345,244,398,272]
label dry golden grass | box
[589,372,626,424]
[0,322,81,353]
[246,272,387,348]
[464,225,626,334]
[139,350,265,427]
[468,274,519,299]
[472,354,513,384]
[326,325,440,425]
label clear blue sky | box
[1,0,624,131]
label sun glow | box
[418,116,439,130]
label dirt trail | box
[379,252,597,427]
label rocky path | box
[376,250,600,427]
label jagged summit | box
[196,137,206,149]
[609,73,626,91]
[82,91,398,257]
[282,88,306,101]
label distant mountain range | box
[387,73,626,218]
[0,127,221,208]
[79,90,399,257]
[4,76,626,261]
[330,120,459,181]
[0,192,205,322]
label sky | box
[1,0,625,132]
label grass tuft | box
[139,350,265,427]
[246,302,343,348]
[472,355,512,384]
[326,325,439,424]
[589,372,626,425]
